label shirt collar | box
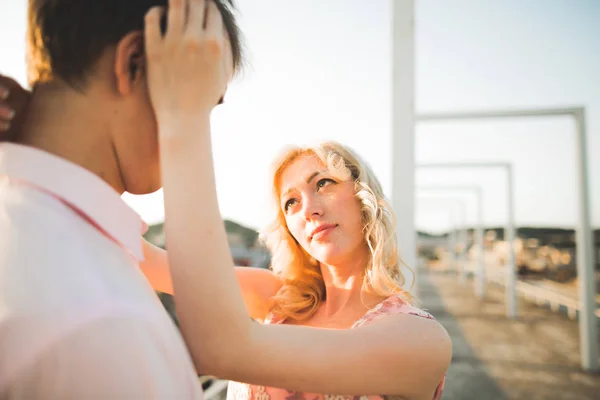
[0,143,147,261]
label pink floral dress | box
[227,295,446,400]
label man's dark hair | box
[27,0,243,87]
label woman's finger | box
[203,1,224,45]
[0,85,9,100]
[0,105,15,121]
[0,75,23,99]
[186,0,207,39]
[166,0,186,41]
[145,6,165,56]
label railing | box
[485,269,600,319]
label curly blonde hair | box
[262,141,414,321]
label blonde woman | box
[0,1,451,398]
[141,141,449,400]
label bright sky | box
[1,0,598,234]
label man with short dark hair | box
[0,0,242,397]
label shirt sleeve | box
[5,316,201,400]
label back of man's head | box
[26,0,243,87]
[24,0,244,196]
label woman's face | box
[278,154,368,266]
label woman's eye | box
[284,198,297,211]
[317,178,335,189]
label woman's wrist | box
[157,112,212,142]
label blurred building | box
[420,226,600,288]
[143,219,272,327]
[143,219,272,269]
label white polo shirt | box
[0,143,203,399]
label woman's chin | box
[310,246,352,267]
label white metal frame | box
[391,0,416,296]
[418,186,486,298]
[416,204,458,274]
[393,0,595,372]
[416,108,597,371]
[418,163,516,318]
[417,197,469,284]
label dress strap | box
[352,295,435,329]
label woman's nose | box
[301,195,324,219]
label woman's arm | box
[160,121,451,398]
[146,2,451,398]
[141,240,175,294]
[141,240,282,322]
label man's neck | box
[16,83,125,194]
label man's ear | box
[113,31,145,95]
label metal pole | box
[391,0,416,295]
[391,0,418,294]
[417,107,582,121]
[475,188,486,298]
[458,202,468,286]
[449,221,457,275]
[506,165,517,319]
[574,108,598,372]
